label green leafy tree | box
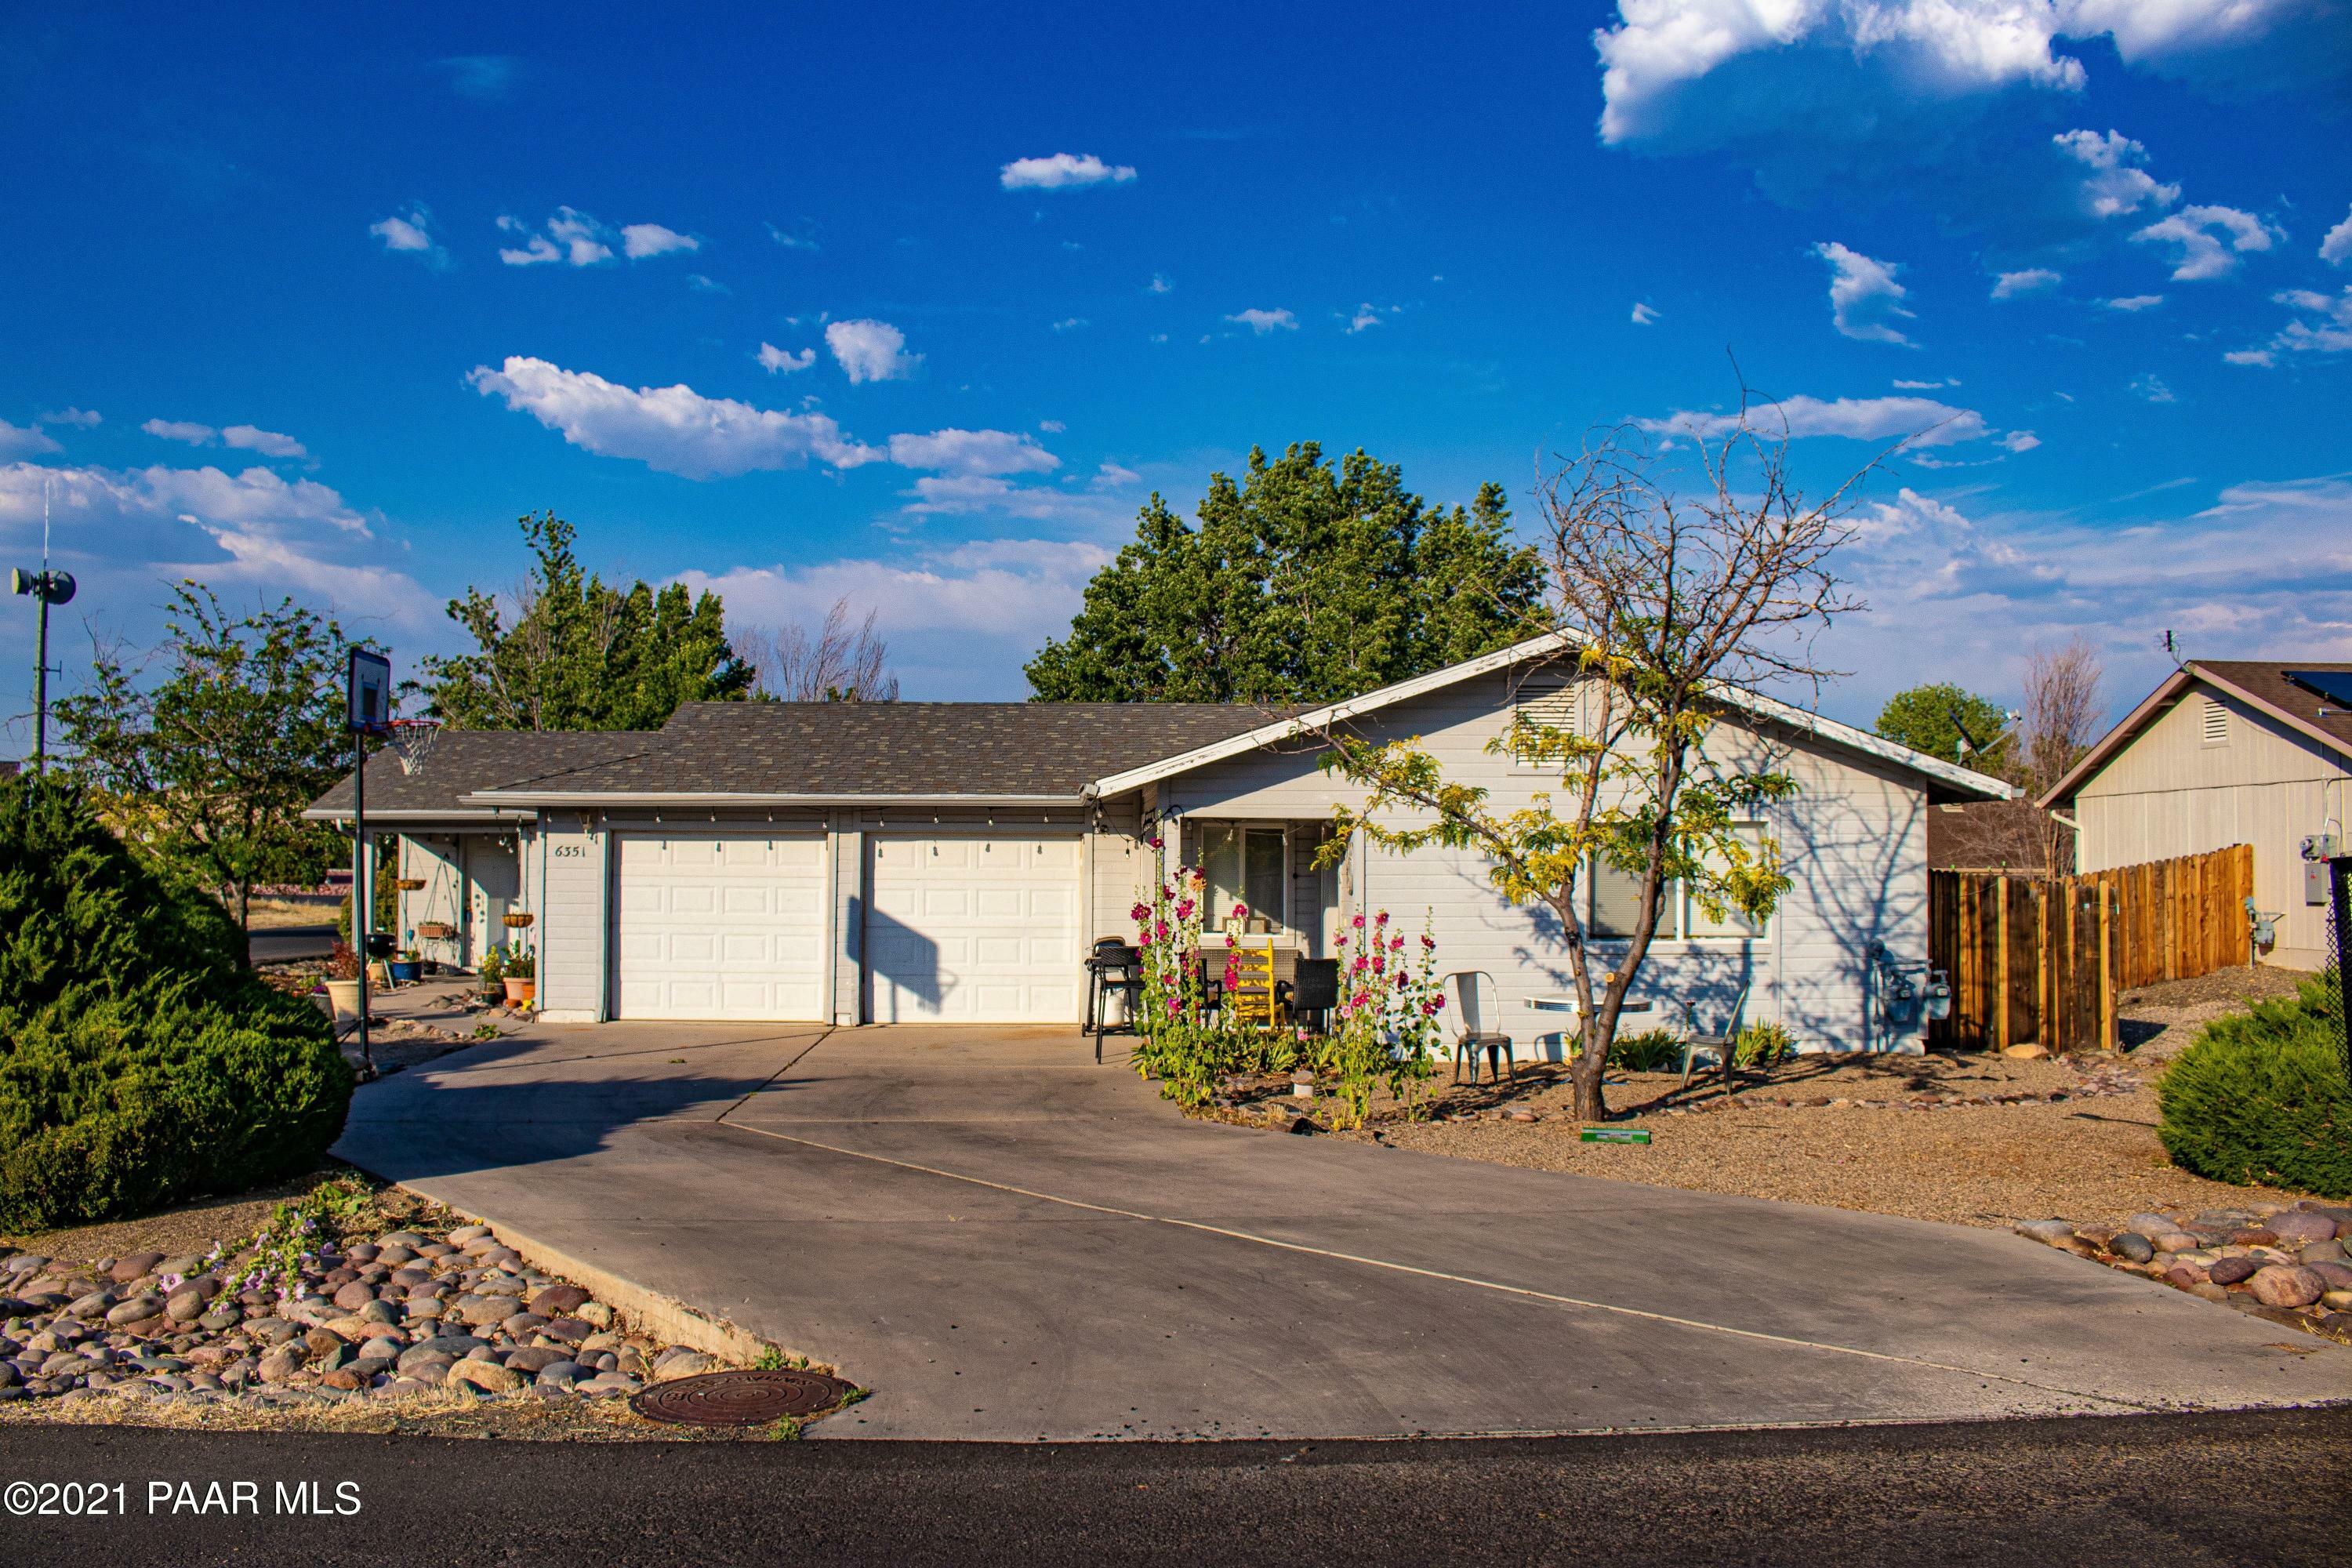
[1875,683,2012,773]
[1025,444,1545,702]
[1316,407,1882,1121]
[424,512,754,730]
[53,584,354,932]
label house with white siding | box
[307,634,2009,1051]
[2042,660,2352,971]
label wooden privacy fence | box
[1929,844,2254,1053]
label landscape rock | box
[2267,1211,2339,1244]
[2109,1233,2155,1264]
[447,1359,524,1394]
[652,1349,720,1381]
[528,1285,590,1317]
[2208,1255,2259,1287]
[2249,1265,2325,1309]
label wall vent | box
[2199,695,2230,746]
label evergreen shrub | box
[2158,979,2352,1200]
[0,775,354,1231]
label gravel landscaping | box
[1218,968,2321,1230]
[2012,1200,2352,1347]
[0,1181,827,1436]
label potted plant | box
[321,942,362,1022]
[476,942,506,1001]
[501,946,537,1007]
[388,947,423,986]
[416,920,456,942]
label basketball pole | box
[354,714,373,1079]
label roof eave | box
[459,790,1089,808]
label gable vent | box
[2200,696,2230,746]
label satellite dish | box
[45,572,74,606]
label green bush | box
[1607,1028,1685,1072]
[0,775,354,1232]
[2158,979,2352,1199]
[1735,1020,1797,1069]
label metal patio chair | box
[1443,970,1515,1084]
[1678,981,1752,1094]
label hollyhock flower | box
[1352,954,1369,972]
[1352,914,1366,929]
[1175,898,1195,920]
[1154,920,1170,940]
[1232,902,1248,919]
[1131,902,1149,923]
[1420,934,1435,949]
[1390,935,1404,950]
[1147,835,1163,849]
[1375,910,1389,926]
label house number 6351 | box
[553,844,588,858]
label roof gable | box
[1086,632,2015,800]
[2042,659,2352,807]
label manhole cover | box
[632,1369,857,1427]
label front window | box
[1587,825,1769,941]
[1201,823,1287,932]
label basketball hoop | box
[384,718,442,777]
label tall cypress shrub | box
[0,774,354,1231]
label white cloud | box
[756,343,816,374]
[1344,303,1403,333]
[1038,419,1066,433]
[2321,204,2352,267]
[767,223,820,252]
[466,355,882,479]
[368,207,448,267]
[0,421,60,459]
[1225,307,1298,335]
[1826,474,2352,721]
[0,461,436,649]
[1991,268,2060,299]
[1631,301,1662,325]
[2130,373,2177,402]
[1595,2,2309,144]
[687,274,728,294]
[39,408,100,428]
[1050,317,1089,333]
[1640,393,1991,446]
[2232,285,2352,361]
[2051,130,2179,220]
[1814,241,1915,343]
[222,425,309,460]
[999,153,1137,191]
[619,223,700,260]
[1094,462,1141,487]
[824,319,921,384]
[1890,378,1949,389]
[1148,273,1174,294]
[141,419,216,445]
[496,208,614,267]
[2001,430,2041,452]
[2131,204,2278,280]
[2102,294,2165,311]
[885,428,1061,477]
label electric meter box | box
[2303,834,2340,906]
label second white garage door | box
[614,833,827,1020]
[866,836,1082,1023]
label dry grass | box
[0,1388,811,1442]
[237,895,340,930]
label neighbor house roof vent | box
[2200,695,2230,746]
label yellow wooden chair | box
[1226,939,1279,1030]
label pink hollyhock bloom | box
[1352,954,1369,972]
[1131,902,1149,922]
[1147,835,1163,849]
[1232,902,1248,919]
[1390,935,1404,950]
[1174,898,1195,920]
[1375,910,1389,925]
[1351,913,1366,929]
[1154,920,1170,939]
[1420,934,1435,949]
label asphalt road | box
[1,1408,2343,1565]
[249,924,336,964]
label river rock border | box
[0,1221,742,1410]
[2015,1198,2352,1344]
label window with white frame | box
[1584,825,1769,941]
[1200,822,1288,931]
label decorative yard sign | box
[1580,1127,1651,1145]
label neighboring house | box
[2042,660,2352,971]
[307,634,2009,1051]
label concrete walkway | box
[333,1022,2352,1441]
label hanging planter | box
[415,920,456,941]
[394,877,426,891]
[502,912,535,929]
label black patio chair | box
[1279,958,1340,1036]
[1084,938,1144,1063]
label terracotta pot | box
[503,977,536,1006]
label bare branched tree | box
[1912,638,2103,875]
[1319,395,1886,1121]
[745,597,901,702]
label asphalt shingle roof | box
[2197,661,2352,758]
[467,702,1272,800]
[306,730,659,817]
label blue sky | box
[3,2,2348,755]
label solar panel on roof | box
[2285,670,2352,706]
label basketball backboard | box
[347,648,392,734]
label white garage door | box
[866,836,1083,1023]
[615,833,827,1020]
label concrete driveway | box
[333,1022,2352,1440]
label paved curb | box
[392,1182,827,1373]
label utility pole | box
[12,483,75,772]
